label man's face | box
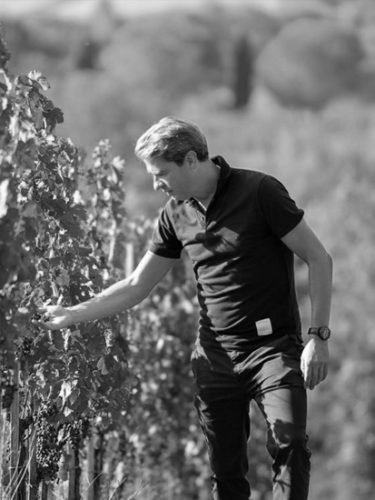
[145,157,193,201]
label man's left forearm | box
[308,251,333,328]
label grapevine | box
[0,369,17,409]
[0,31,210,498]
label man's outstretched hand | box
[37,305,74,330]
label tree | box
[232,34,254,109]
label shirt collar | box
[185,155,232,210]
[211,155,232,198]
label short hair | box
[134,116,209,165]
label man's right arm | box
[39,251,176,330]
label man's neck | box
[193,160,220,207]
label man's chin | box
[169,193,184,202]
[173,195,188,203]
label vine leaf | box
[59,379,80,408]
[97,356,109,375]
[0,178,9,217]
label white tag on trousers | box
[255,318,273,336]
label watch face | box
[318,327,331,340]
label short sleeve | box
[257,176,304,238]
[149,207,183,259]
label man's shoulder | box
[232,168,289,192]
[214,156,274,189]
[232,167,268,179]
[229,167,270,192]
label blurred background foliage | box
[1,0,375,498]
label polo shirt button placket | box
[190,198,206,228]
[199,212,206,228]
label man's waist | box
[198,316,301,351]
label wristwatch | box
[308,326,331,341]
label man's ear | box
[184,150,198,169]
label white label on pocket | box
[256,318,273,336]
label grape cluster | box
[16,336,34,359]
[0,369,17,409]
[35,403,62,482]
[37,401,58,419]
[64,417,90,450]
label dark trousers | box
[192,335,311,500]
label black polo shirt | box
[149,156,304,349]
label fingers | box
[301,361,328,390]
[319,363,328,383]
[36,298,53,313]
[33,314,51,330]
[302,364,314,390]
[37,305,54,314]
[34,304,71,330]
[33,305,56,329]
[41,313,51,325]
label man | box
[40,116,332,500]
